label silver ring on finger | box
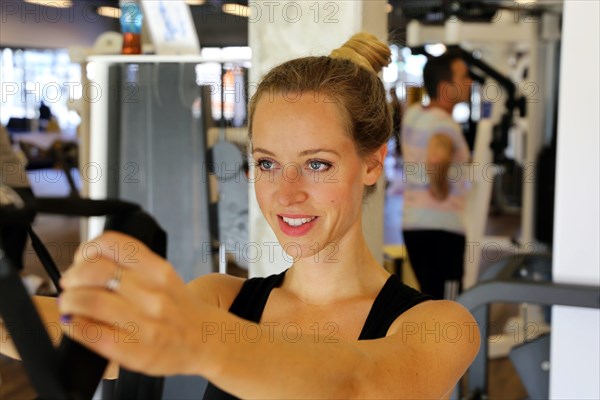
[106,265,124,292]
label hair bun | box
[330,32,391,74]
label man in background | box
[401,53,472,299]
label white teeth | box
[282,216,316,227]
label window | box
[1,47,81,134]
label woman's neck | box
[282,228,388,306]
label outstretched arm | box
[1,296,65,360]
[0,296,121,380]
[196,299,479,399]
[58,231,480,398]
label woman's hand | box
[58,231,209,377]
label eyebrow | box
[252,147,341,157]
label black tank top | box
[202,270,432,399]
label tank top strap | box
[358,275,433,340]
[228,269,287,322]
[204,273,430,399]
[203,271,287,400]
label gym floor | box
[0,167,528,399]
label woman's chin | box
[275,238,340,265]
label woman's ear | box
[363,143,388,186]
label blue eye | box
[258,159,274,171]
[308,160,331,172]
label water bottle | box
[120,0,143,54]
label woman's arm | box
[0,317,19,360]
[192,299,479,399]
[1,296,62,360]
[0,295,121,379]
[58,231,480,398]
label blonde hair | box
[329,32,391,74]
[249,32,392,195]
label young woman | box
[6,33,480,399]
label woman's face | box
[251,91,382,261]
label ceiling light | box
[97,6,121,19]
[23,0,72,8]
[186,0,206,5]
[222,4,250,18]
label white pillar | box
[248,0,388,277]
[550,1,600,398]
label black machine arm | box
[0,255,70,399]
[0,188,166,400]
[454,254,600,399]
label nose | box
[275,166,308,206]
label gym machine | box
[454,254,599,399]
[404,1,562,289]
[0,185,166,399]
[402,3,571,397]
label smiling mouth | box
[280,216,317,227]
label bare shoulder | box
[389,299,480,369]
[390,299,480,349]
[397,298,477,324]
[187,273,246,310]
[353,300,480,397]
